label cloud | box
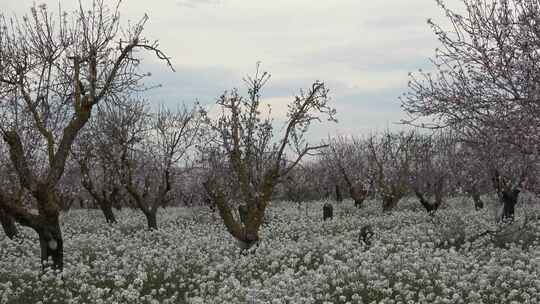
[176,0,222,8]
[1,0,466,141]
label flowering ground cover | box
[1,197,540,304]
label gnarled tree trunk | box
[203,179,268,250]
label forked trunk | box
[144,210,158,230]
[0,208,18,240]
[203,178,270,252]
[36,219,63,271]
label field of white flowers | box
[1,197,540,304]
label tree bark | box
[351,187,368,208]
[238,205,248,225]
[471,191,484,210]
[0,208,18,240]
[382,195,400,212]
[335,184,343,202]
[36,218,63,271]
[414,190,441,214]
[499,188,520,223]
[492,170,520,223]
[144,210,158,230]
[99,203,117,224]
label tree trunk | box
[36,219,63,271]
[99,203,117,224]
[323,203,333,220]
[238,205,248,224]
[499,188,520,223]
[471,192,484,210]
[414,190,440,215]
[335,184,343,202]
[144,210,158,230]
[203,179,266,251]
[351,188,368,208]
[382,195,399,212]
[0,208,18,240]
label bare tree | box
[73,103,131,224]
[367,131,415,212]
[408,131,459,214]
[325,136,372,208]
[451,143,490,210]
[121,103,203,230]
[203,65,336,248]
[0,1,172,270]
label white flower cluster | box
[1,198,539,303]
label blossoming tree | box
[402,0,540,220]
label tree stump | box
[323,203,333,221]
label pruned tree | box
[203,65,336,248]
[0,1,171,270]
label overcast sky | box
[2,0,464,140]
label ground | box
[1,196,540,304]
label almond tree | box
[452,143,490,210]
[72,102,134,224]
[0,1,171,270]
[203,65,336,248]
[402,0,540,220]
[121,103,204,230]
[367,131,415,212]
[408,132,459,214]
[324,136,372,208]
